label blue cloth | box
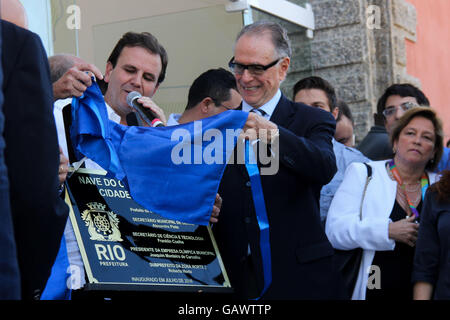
[0,21,21,300]
[40,236,71,300]
[71,81,249,226]
[320,139,370,222]
[244,141,271,299]
[436,147,450,173]
[71,84,125,180]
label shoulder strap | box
[363,162,372,178]
[359,163,373,220]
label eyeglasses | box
[228,57,281,76]
[382,101,418,118]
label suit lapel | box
[269,94,295,128]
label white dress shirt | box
[241,89,281,120]
[54,99,121,289]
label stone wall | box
[252,0,419,142]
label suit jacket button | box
[244,217,251,224]
[246,181,251,187]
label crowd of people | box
[1,0,449,301]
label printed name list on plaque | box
[64,168,231,293]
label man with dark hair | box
[293,76,368,224]
[56,31,168,165]
[48,31,222,299]
[293,76,339,119]
[358,83,449,171]
[107,32,168,86]
[358,83,429,160]
[103,31,168,126]
[214,21,344,299]
[377,83,429,134]
[167,68,241,125]
[48,31,170,298]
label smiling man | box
[47,32,170,298]
[213,21,344,300]
[46,32,226,299]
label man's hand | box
[136,96,167,126]
[210,193,222,224]
[241,112,279,144]
[58,146,69,185]
[52,62,103,101]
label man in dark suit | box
[213,21,342,299]
[357,113,391,161]
[0,16,21,300]
[1,3,69,299]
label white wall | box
[20,0,53,56]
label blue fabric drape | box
[41,236,71,300]
[70,81,249,226]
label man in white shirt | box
[47,32,170,296]
[47,32,222,298]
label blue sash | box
[245,140,272,298]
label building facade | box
[282,0,449,144]
[21,0,449,144]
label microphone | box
[126,91,164,127]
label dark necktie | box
[250,108,267,117]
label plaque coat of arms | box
[82,202,123,242]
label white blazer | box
[325,160,439,300]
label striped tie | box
[250,108,267,117]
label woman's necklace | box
[387,160,429,218]
[404,182,421,193]
[397,184,421,206]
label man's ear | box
[104,62,113,83]
[332,107,339,120]
[278,56,290,81]
[200,97,214,114]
